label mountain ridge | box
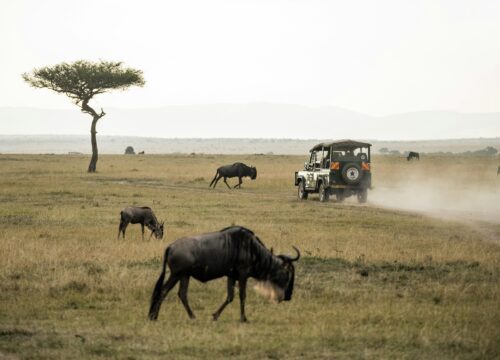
[1,104,499,140]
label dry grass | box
[0,153,499,359]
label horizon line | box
[1,134,499,143]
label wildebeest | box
[497,166,500,176]
[209,162,257,189]
[117,207,164,240]
[407,151,420,161]
[148,226,300,322]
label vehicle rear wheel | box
[357,188,368,203]
[335,191,345,203]
[342,163,363,185]
[298,181,308,200]
[319,183,329,202]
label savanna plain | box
[0,153,499,359]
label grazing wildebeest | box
[209,162,257,189]
[148,226,300,322]
[117,207,164,240]
[407,151,420,161]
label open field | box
[0,154,499,359]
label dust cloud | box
[368,159,500,228]
[369,179,500,224]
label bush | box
[124,146,135,155]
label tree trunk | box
[87,116,99,173]
[81,99,105,173]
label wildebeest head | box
[154,221,165,240]
[268,246,300,302]
[250,166,257,180]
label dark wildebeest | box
[209,162,257,189]
[497,166,500,176]
[148,226,300,322]
[118,207,164,240]
[407,151,420,161]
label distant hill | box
[0,104,499,140]
[0,134,499,155]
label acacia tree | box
[23,60,145,172]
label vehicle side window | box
[322,151,330,168]
[307,152,316,170]
[312,152,321,170]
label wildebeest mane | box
[218,226,275,278]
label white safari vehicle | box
[294,140,372,203]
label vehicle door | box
[305,151,319,189]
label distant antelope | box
[118,207,164,240]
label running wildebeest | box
[148,226,300,322]
[117,206,164,240]
[407,151,420,161]
[209,162,257,189]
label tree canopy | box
[22,60,145,107]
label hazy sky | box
[1,0,499,137]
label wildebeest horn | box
[280,246,300,262]
[290,246,300,261]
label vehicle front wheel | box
[319,183,329,202]
[298,181,308,200]
[357,189,368,203]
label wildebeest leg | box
[209,171,219,188]
[223,177,231,189]
[141,224,145,241]
[212,277,235,321]
[119,221,129,240]
[238,277,248,322]
[233,177,242,189]
[149,275,179,320]
[146,222,154,240]
[178,276,195,319]
[212,175,222,188]
[117,221,124,240]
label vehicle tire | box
[319,182,330,202]
[341,163,363,185]
[357,188,368,203]
[298,180,308,200]
[336,191,345,203]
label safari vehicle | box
[294,140,372,203]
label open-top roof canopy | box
[310,139,372,152]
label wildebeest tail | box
[209,170,219,187]
[149,247,169,320]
